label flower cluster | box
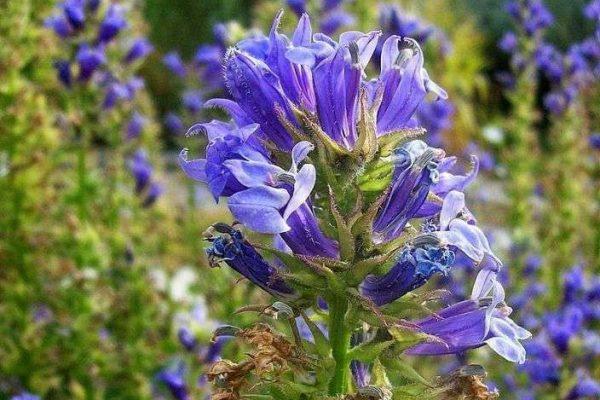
[499,264,600,399]
[179,10,530,397]
[499,0,600,114]
[155,300,228,400]
[162,23,236,135]
[128,149,163,207]
[377,4,454,147]
[46,1,161,204]
[45,1,152,104]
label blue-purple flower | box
[406,281,531,363]
[361,241,455,306]
[128,149,163,207]
[97,4,127,43]
[163,52,186,78]
[10,393,40,400]
[157,362,189,400]
[205,226,297,298]
[76,45,105,81]
[125,112,147,140]
[124,38,154,64]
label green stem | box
[77,136,88,221]
[328,295,350,395]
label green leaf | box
[381,357,432,387]
[371,359,391,388]
[348,251,397,285]
[300,312,330,358]
[347,340,395,363]
[378,127,426,156]
[387,325,433,351]
[328,186,356,262]
[352,89,378,162]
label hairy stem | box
[328,295,351,395]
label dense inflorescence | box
[179,10,530,399]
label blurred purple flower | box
[97,4,127,43]
[124,38,154,64]
[164,113,185,135]
[76,45,105,81]
[163,52,186,77]
[125,112,147,140]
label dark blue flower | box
[417,100,454,146]
[379,4,434,44]
[163,52,186,78]
[524,254,543,276]
[320,10,355,36]
[544,91,567,114]
[87,0,101,13]
[519,336,562,385]
[201,336,228,363]
[165,113,185,135]
[206,226,297,299]
[499,32,518,53]
[544,306,584,353]
[157,363,189,400]
[361,243,455,306]
[125,112,146,140]
[213,23,229,47]
[567,373,600,399]
[124,38,154,64]
[177,327,198,351]
[563,264,585,304]
[182,90,203,114]
[45,14,72,38]
[53,59,72,87]
[76,45,105,81]
[129,149,153,193]
[62,0,86,30]
[585,0,600,20]
[287,0,306,17]
[97,4,127,43]
[142,182,163,207]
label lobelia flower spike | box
[178,10,531,397]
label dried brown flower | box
[436,365,499,400]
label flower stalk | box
[328,295,351,395]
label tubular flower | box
[128,150,163,207]
[361,239,455,306]
[205,226,297,299]
[373,140,445,242]
[406,281,531,363]
[180,122,337,257]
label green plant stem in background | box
[505,62,538,247]
[542,103,586,306]
[76,134,89,221]
[328,295,350,395]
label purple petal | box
[292,13,313,46]
[291,141,315,172]
[439,191,465,230]
[283,164,316,220]
[228,187,290,233]
[179,149,207,182]
[223,159,284,187]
